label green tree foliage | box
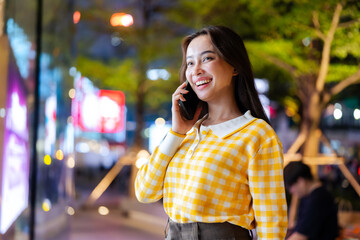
[76,56,179,110]
[75,0,185,148]
[167,0,299,106]
[171,0,360,157]
[76,0,360,153]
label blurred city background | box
[0,0,359,239]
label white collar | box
[192,110,256,139]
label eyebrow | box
[186,50,216,59]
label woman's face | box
[185,35,235,103]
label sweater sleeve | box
[248,135,288,239]
[135,129,185,203]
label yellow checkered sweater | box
[135,111,288,239]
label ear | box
[233,69,239,76]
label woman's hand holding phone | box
[171,82,202,135]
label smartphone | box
[178,82,200,120]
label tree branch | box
[259,53,297,79]
[312,11,326,40]
[330,67,360,97]
[338,18,360,28]
[316,3,343,92]
[296,84,307,103]
[287,130,307,154]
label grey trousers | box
[165,219,252,240]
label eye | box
[203,56,214,62]
[186,61,193,66]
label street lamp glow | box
[147,69,170,80]
[56,149,64,160]
[73,11,81,24]
[66,206,75,216]
[334,103,342,110]
[44,155,52,165]
[354,109,360,120]
[98,206,109,216]
[136,150,150,169]
[42,199,52,212]
[110,13,133,27]
[69,67,77,76]
[67,156,75,168]
[155,117,166,127]
[333,108,342,120]
[69,88,76,99]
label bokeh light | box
[354,108,360,120]
[98,206,109,216]
[69,88,76,99]
[66,206,75,216]
[73,11,81,24]
[42,199,51,212]
[136,150,150,169]
[56,149,64,160]
[67,156,75,168]
[155,117,166,127]
[44,155,52,165]
[333,108,342,120]
[110,13,133,27]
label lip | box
[195,77,210,82]
[194,77,212,86]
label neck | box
[203,100,242,126]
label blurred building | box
[1,0,359,239]
[1,0,134,238]
[0,0,76,239]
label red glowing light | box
[73,89,125,133]
[73,11,81,24]
[110,13,133,27]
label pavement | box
[67,183,167,240]
[65,170,360,240]
[69,204,165,240]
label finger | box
[172,95,184,111]
[179,95,186,101]
[175,82,187,92]
[173,91,188,100]
[180,89,189,94]
[173,91,188,102]
[172,82,188,110]
[174,87,188,96]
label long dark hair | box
[179,25,270,125]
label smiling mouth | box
[196,79,212,87]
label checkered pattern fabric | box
[135,111,288,239]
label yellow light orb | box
[44,155,52,165]
[56,149,64,160]
[42,199,51,212]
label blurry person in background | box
[135,25,288,239]
[284,161,339,240]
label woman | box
[135,26,288,239]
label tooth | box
[196,79,211,86]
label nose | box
[193,62,204,76]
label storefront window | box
[0,1,37,239]
[1,0,75,239]
[35,1,74,240]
